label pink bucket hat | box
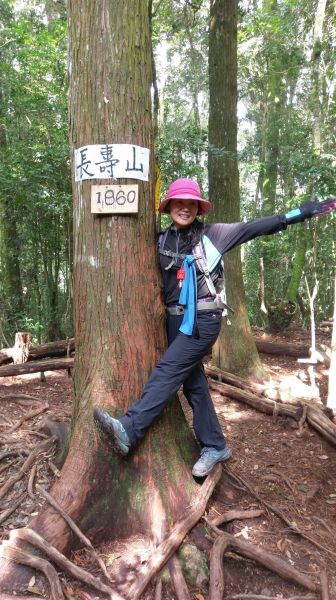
[159,178,212,216]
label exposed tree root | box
[208,530,318,600]
[225,595,317,600]
[6,404,49,435]
[0,543,64,600]
[168,553,192,600]
[126,463,222,600]
[36,483,112,582]
[28,463,37,499]
[0,449,29,461]
[227,468,336,563]
[0,459,17,478]
[0,492,28,526]
[313,516,336,538]
[0,438,55,500]
[210,509,264,528]
[154,576,162,600]
[8,528,124,600]
[0,394,47,404]
[47,460,61,478]
[0,596,47,599]
[320,569,329,600]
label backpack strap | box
[158,227,186,270]
[192,239,217,297]
[193,235,233,316]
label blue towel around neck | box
[178,255,198,336]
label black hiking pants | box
[120,309,227,450]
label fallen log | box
[205,365,266,395]
[306,406,336,447]
[0,358,74,378]
[209,381,302,420]
[254,338,309,358]
[0,339,75,366]
[210,379,336,447]
[254,338,330,366]
[0,350,14,367]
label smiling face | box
[169,199,199,229]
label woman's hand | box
[286,197,336,223]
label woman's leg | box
[182,362,226,450]
[120,310,222,445]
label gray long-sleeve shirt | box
[159,215,288,306]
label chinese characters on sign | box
[75,144,149,182]
[91,185,138,214]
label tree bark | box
[0,1,199,592]
[256,0,286,328]
[208,0,264,377]
[311,0,327,154]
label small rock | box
[178,543,209,587]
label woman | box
[94,178,334,477]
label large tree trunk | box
[311,0,327,154]
[257,0,285,329]
[0,1,198,592]
[208,0,263,377]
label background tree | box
[208,0,263,376]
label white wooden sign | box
[91,184,138,214]
[75,144,149,182]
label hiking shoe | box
[192,445,232,477]
[93,407,130,456]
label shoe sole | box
[192,450,232,478]
[93,408,129,457]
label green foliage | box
[0,0,72,345]
[238,0,335,328]
[153,0,209,192]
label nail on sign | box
[91,185,138,214]
[75,144,149,182]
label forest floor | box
[0,325,335,599]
